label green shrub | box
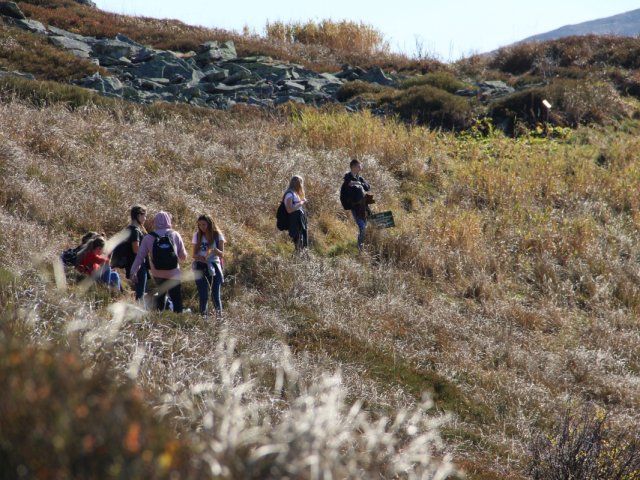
[400,71,470,93]
[335,79,384,102]
[489,42,544,75]
[381,84,474,130]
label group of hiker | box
[62,159,373,318]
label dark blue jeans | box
[351,210,367,250]
[126,260,148,301]
[98,265,121,290]
[154,277,183,313]
[195,264,222,316]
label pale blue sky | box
[95,1,640,61]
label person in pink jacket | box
[130,211,188,312]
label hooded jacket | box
[130,211,188,280]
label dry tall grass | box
[1,87,640,478]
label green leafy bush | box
[381,84,474,129]
[335,79,384,102]
[400,71,470,93]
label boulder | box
[201,67,228,83]
[125,52,195,80]
[48,26,96,44]
[0,1,25,19]
[75,72,123,95]
[93,39,140,60]
[11,18,47,34]
[360,67,396,87]
[49,36,93,58]
[195,40,237,65]
[280,80,306,93]
[478,80,514,97]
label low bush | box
[528,405,640,480]
[401,71,471,93]
[335,79,385,102]
[490,78,629,131]
[381,84,474,130]
[0,335,204,479]
[489,42,545,75]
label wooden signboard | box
[369,211,395,229]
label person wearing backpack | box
[191,214,225,318]
[283,175,308,250]
[61,231,99,272]
[129,211,188,313]
[341,159,371,251]
[111,205,148,301]
[77,235,122,291]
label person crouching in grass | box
[77,236,122,291]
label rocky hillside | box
[4,0,640,134]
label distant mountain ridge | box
[521,8,640,43]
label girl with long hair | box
[283,175,308,250]
[192,214,225,318]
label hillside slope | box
[521,8,640,43]
[1,2,640,479]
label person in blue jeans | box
[342,159,371,251]
[192,214,225,318]
[114,205,149,302]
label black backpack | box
[276,191,291,231]
[61,246,81,267]
[339,182,352,210]
[110,225,138,269]
[150,231,178,270]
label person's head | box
[91,236,106,253]
[350,159,362,175]
[288,175,305,200]
[130,204,147,225]
[81,231,99,245]
[197,214,221,243]
[154,211,172,230]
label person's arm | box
[360,177,370,191]
[211,239,224,258]
[129,236,150,279]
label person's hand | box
[130,275,137,284]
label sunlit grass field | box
[1,79,639,478]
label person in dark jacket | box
[342,159,371,251]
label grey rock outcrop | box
[0,1,24,19]
[0,4,409,113]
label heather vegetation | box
[1,1,640,479]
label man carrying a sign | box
[340,159,373,252]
